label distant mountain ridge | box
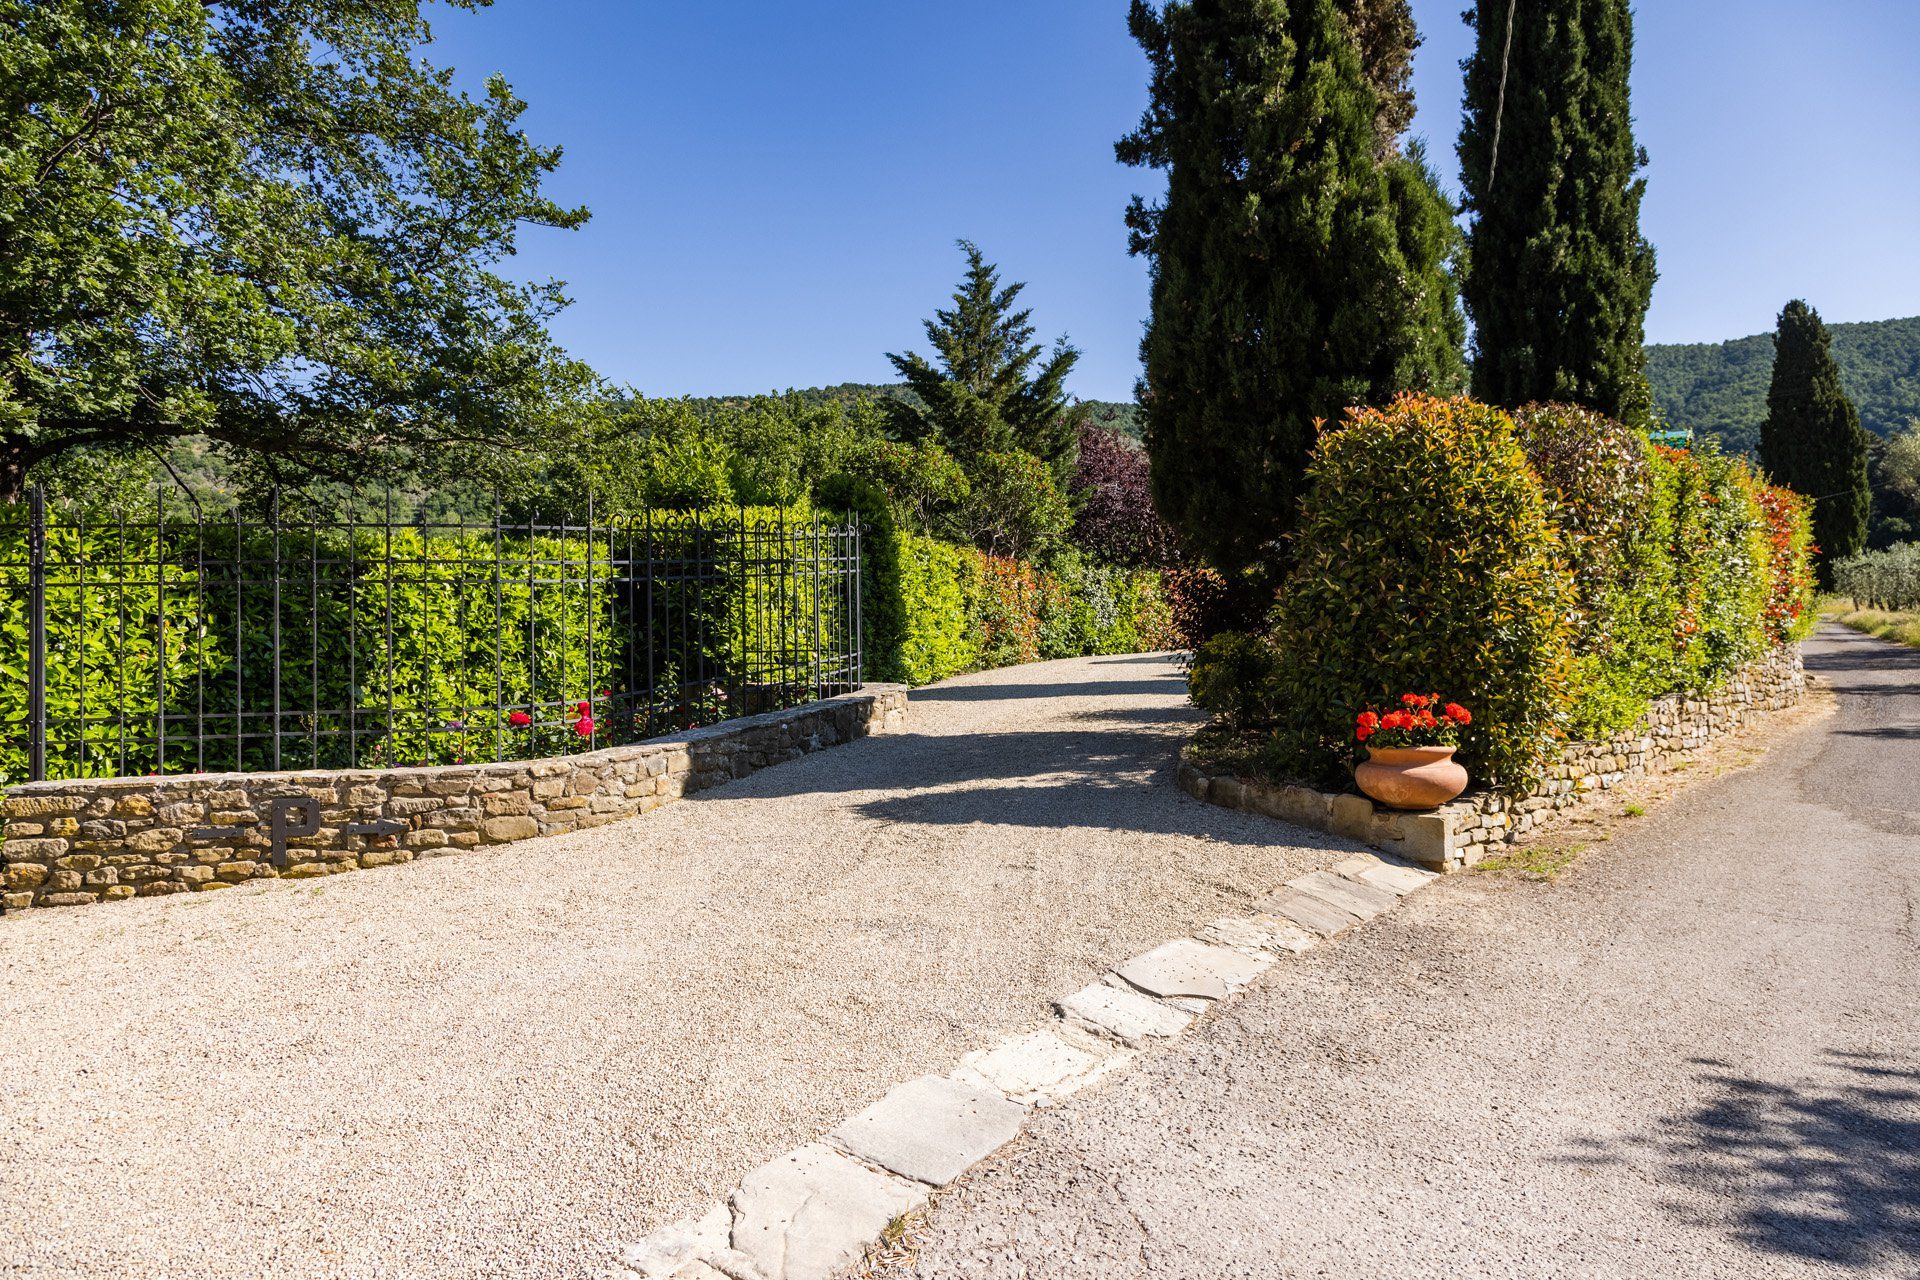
[1646,315,1920,454]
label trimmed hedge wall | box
[866,528,1181,686]
[1192,395,1816,793]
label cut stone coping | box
[1176,645,1805,873]
[610,846,1452,1280]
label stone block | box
[1258,888,1360,939]
[829,1075,1025,1187]
[3,838,67,861]
[480,815,539,843]
[101,885,135,900]
[481,792,532,818]
[1330,853,1438,896]
[1209,776,1246,810]
[1175,761,1210,801]
[620,1203,732,1279]
[38,891,98,907]
[1197,913,1319,957]
[5,794,87,818]
[6,863,48,890]
[1287,870,1399,920]
[729,1143,925,1280]
[1115,938,1271,1001]
[1056,982,1192,1047]
[1329,793,1375,841]
[952,1029,1124,1106]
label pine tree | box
[1458,0,1657,425]
[886,242,1082,474]
[1120,0,1466,589]
[1761,301,1871,583]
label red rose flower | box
[1443,703,1471,725]
[576,700,591,715]
[508,710,532,727]
[573,716,595,738]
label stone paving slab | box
[951,1028,1126,1106]
[1114,938,1272,1001]
[828,1075,1025,1187]
[1258,887,1361,938]
[1056,981,1194,1046]
[1331,852,1439,896]
[621,1204,731,1278]
[1197,913,1319,957]
[727,1142,925,1280]
[1288,869,1400,919]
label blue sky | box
[429,1,1920,403]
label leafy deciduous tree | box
[0,0,593,499]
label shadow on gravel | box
[908,677,1187,703]
[1640,1051,1920,1269]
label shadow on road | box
[1623,1051,1920,1269]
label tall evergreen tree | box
[885,242,1082,474]
[1336,0,1419,155]
[1120,0,1466,588]
[1458,0,1657,425]
[1761,300,1871,583]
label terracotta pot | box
[1354,745,1468,810]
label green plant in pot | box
[1353,694,1472,810]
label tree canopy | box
[0,0,593,500]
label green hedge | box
[860,528,1180,687]
[0,507,839,780]
[1192,395,1817,793]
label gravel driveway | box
[874,625,1920,1279]
[0,653,1347,1280]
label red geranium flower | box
[508,710,532,727]
[1356,725,1375,742]
[1443,703,1472,725]
[1356,710,1380,730]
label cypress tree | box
[1336,0,1419,155]
[1761,300,1871,583]
[886,241,1082,474]
[1120,0,1465,590]
[1458,0,1657,425]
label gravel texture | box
[0,653,1344,1280]
[871,625,1920,1279]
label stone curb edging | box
[611,848,1442,1280]
[1177,645,1806,874]
[1,686,910,913]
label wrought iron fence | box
[0,487,862,783]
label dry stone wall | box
[2,686,909,912]
[1180,646,1805,871]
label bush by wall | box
[860,529,1183,687]
[1192,395,1818,793]
[1257,395,1574,789]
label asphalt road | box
[879,625,1920,1279]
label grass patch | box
[1821,599,1920,650]
[1622,803,1646,818]
[1473,844,1582,882]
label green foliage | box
[0,520,215,784]
[1760,301,1872,583]
[1834,543,1920,612]
[1646,315,1920,456]
[1512,404,1665,737]
[1120,0,1466,585]
[1,0,594,498]
[1335,0,1419,155]
[1260,396,1571,789]
[1652,443,1772,691]
[1188,632,1283,732]
[1869,422,1920,549]
[886,241,1083,476]
[951,451,1074,561]
[1458,0,1656,426]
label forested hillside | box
[688,383,1141,441]
[1647,315,1920,454]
